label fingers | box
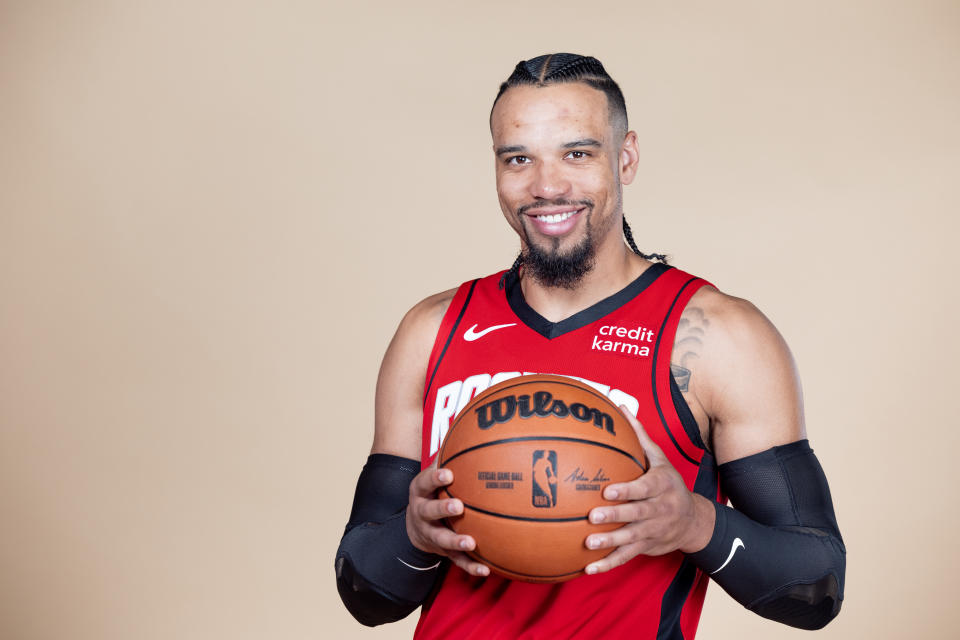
[618,404,668,468]
[585,542,643,575]
[448,551,491,577]
[410,466,454,498]
[404,465,491,577]
[599,465,670,503]
[589,485,666,524]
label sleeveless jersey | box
[415,263,721,640]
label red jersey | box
[416,263,720,640]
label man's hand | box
[405,465,491,577]
[583,408,716,575]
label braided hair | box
[491,53,627,136]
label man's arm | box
[583,287,845,629]
[335,289,489,627]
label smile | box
[524,206,586,238]
[534,210,578,224]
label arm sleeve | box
[687,440,846,629]
[335,454,445,627]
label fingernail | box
[585,565,598,575]
[447,501,459,514]
[438,470,451,483]
[459,538,470,549]
[605,488,618,500]
[478,566,489,576]
[591,511,606,523]
[587,536,601,549]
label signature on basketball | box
[564,466,611,491]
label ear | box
[619,131,640,185]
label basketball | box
[437,374,647,583]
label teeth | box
[536,210,576,224]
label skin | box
[372,82,807,578]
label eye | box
[565,150,590,160]
[506,155,530,166]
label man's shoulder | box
[685,284,770,340]
[402,270,508,328]
[682,283,795,399]
[400,287,459,339]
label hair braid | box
[491,53,628,135]
[498,253,524,289]
[623,217,668,263]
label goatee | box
[522,235,595,289]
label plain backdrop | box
[1,1,958,638]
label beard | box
[518,199,597,289]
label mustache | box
[517,198,594,217]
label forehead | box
[490,83,611,145]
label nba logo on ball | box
[531,450,558,508]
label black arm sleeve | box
[335,454,444,627]
[687,440,846,630]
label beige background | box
[1,1,957,638]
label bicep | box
[700,296,807,465]
[371,290,455,459]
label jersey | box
[415,263,722,640]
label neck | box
[519,241,651,323]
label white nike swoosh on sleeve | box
[711,538,745,575]
[397,557,442,571]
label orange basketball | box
[438,374,647,583]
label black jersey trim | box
[651,277,702,466]
[424,280,477,402]
[656,450,719,639]
[670,375,708,451]
[503,262,671,339]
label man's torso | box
[414,263,720,640]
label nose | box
[529,160,571,199]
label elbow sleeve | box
[688,440,846,629]
[335,454,444,627]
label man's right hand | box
[406,466,491,577]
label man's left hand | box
[584,407,716,574]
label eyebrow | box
[562,138,602,149]
[495,144,527,157]
[495,139,603,157]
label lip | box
[524,206,585,237]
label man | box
[336,53,845,638]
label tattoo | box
[671,364,691,392]
[671,306,709,392]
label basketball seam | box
[469,549,585,581]
[440,435,647,472]
[450,498,590,523]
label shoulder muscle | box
[684,286,806,464]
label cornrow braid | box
[491,53,628,135]
[498,253,523,289]
[623,217,668,263]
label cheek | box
[496,173,527,208]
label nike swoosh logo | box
[463,323,516,341]
[397,557,442,571]
[711,537,745,575]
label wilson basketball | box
[438,374,647,583]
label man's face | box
[490,83,636,287]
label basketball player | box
[336,54,845,638]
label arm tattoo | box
[672,306,709,393]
